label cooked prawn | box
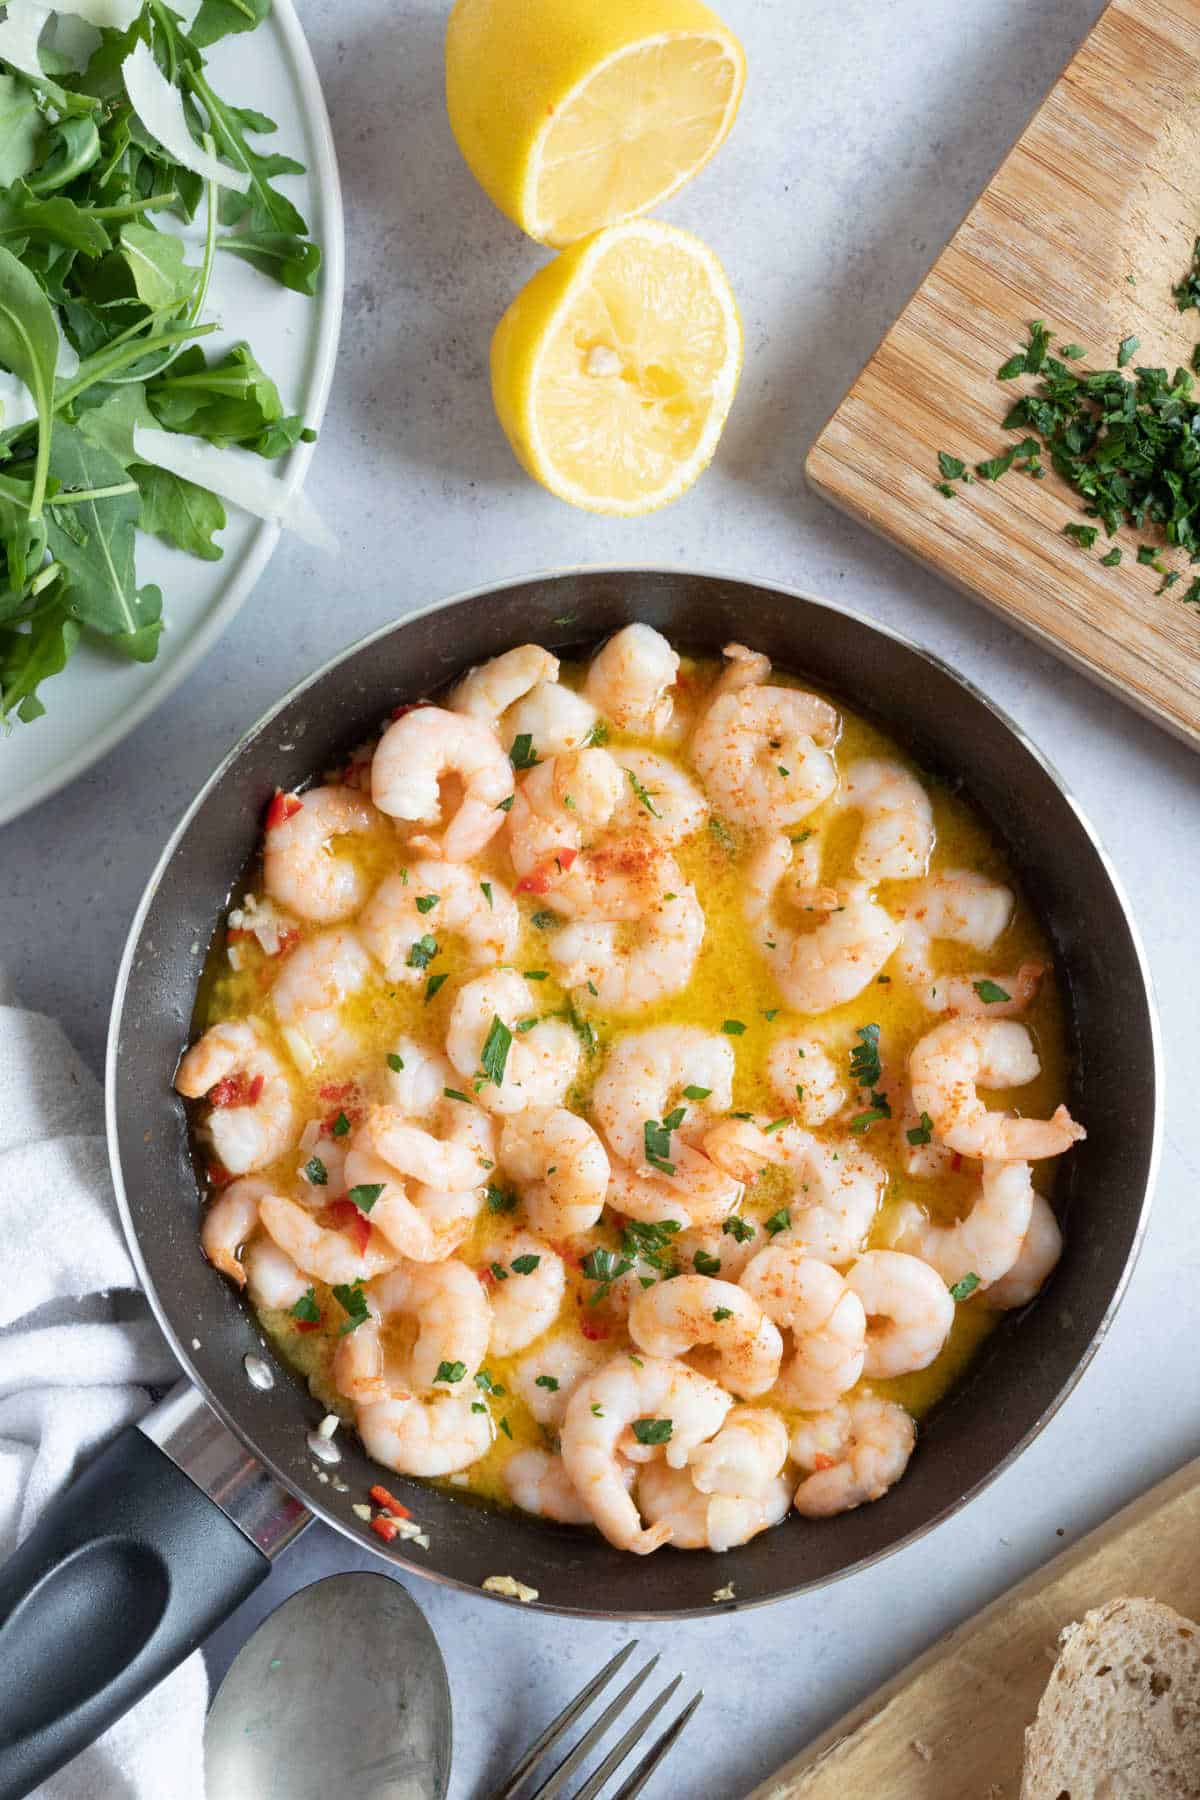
[262,785,384,923]
[341,1145,476,1264]
[891,1158,1035,1289]
[711,641,771,697]
[591,1027,734,1183]
[510,1337,610,1429]
[691,685,839,829]
[984,1192,1063,1310]
[270,928,373,1065]
[334,1259,490,1400]
[583,624,680,736]
[258,1190,398,1285]
[176,1021,297,1174]
[745,837,901,1012]
[609,753,708,843]
[791,1395,916,1517]
[481,1229,566,1354]
[687,1405,789,1497]
[549,884,705,1012]
[605,1158,741,1231]
[504,1448,598,1524]
[356,1392,492,1477]
[200,1176,269,1284]
[505,749,621,890]
[499,1106,609,1237]
[766,1032,846,1127]
[637,1459,791,1552]
[702,1116,883,1265]
[628,1274,783,1399]
[909,1018,1085,1160]
[740,1246,867,1409]
[505,681,600,757]
[363,1100,488,1193]
[561,1353,732,1552]
[674,1220,761,1283]
[446,970,580,1116]
[371,705,513,861]
[846,1250,955,1377]
[243,1238,309,1311]
[359,861,517,981]
[833,759,935,881]
[448,644,559,724]
[898,870,1043,1016]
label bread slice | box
[1021,1597,1200,1798]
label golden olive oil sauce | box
[193,654,1068,1512]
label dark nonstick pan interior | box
[108,568,1161,1617]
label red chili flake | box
[951,1152,963,1173]
[319,1082,357,1102]
[369,1485,410,1519]
[265,789,304,830]
[812,1453,837,1472]
[272,927,301,959]
[294,1317,322,1334]
[207,1162,233,1188]
[389,701,429,722]
[370,1515,400,1543]
[581,1319,610,1341]
[226,926,251,943]
[319,1198,371,1255]
[557,847,578,871]
[516,867,556,895]
[477,1267,495,1287]
[210,1071,262,1109]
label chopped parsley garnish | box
[535,1374,560,1392]
[531,910,558,930]
[509,733,540,770]
[708,815,736,855]
[712,1307,733,1322]
[347,1183,383,1214]
[643,1112,681,1176]
[443,1087,471,1104]
[763,1116,790,1135]
[949,1272,981,1302]
[683,1084,712,1101]
[764,1207,791,1237]
[722,1216,755,1244]
[415,893,438,914]
[761,1008,780,1022]
[289,1286,320,1323]
[1063,523,1098,549]
[722,1019,746,1036]
[480,881,493,909]
[331,1111,351,1138]
[631,1417,673,1446]
[474,1370,504,1394]
[386,1053,404,1073]
[938,451,966,481]
[486,1182,518,1213]
[479,1015,512,1088]
[849,1023,882,1089]
[524,969,549,981]
[425,973,449,1003]
[1117,334,1140,368]
[495,796,514,812]
[435,1360,466,1384]
[407,934,438,971]
[624,766,661,817]
[972,979,1012,1004]
[693,1249,722,1276]
[591,1403,604,1418]
[583,719,609,747]
[621,1218,682,1275]
[304,1156,328,1186]
[511,1253,540,1275]
[498,1416,512,1439]
[907,1111,935,1146]
[581,1246,634,1303]
[489,1261,509,1282]
[332,1281,369,1335]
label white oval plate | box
[0,0,345,829]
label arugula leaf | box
[0,243,60,517]
[217,225,321,298]
[146,341,285,446]
[119,219,197,311]
[44,423,161,645]
[0,75,42,187]
[0,184,109,260]
[133,460,225,558]
[189,0,273,47]
[0,590,79,723]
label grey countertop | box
[4,1,1198,1795]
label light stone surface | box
[4,1,1199,1795]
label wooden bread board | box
[806,0,1200,750]
[748,1454,1200,1799]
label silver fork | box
[485,1641,702,1800]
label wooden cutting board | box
[805,0,1200,750]
[747,1455,1200,1799]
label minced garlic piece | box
[483,1574,538,1604]
[712,1582,735,1603]
[352,1503,372,1522]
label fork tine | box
[485,1642,639,1800]
[525,1656,661,1800]
[565,1673,682,1800]
[606,1690,703,1800]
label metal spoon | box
[205,1571,452,1800]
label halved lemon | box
[490,218,742,515]
[445,0,746,246]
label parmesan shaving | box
[121,41,250,195]
[58,0,141,24]
[0,5,50,84]
[132,425,337,553]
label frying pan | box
[0,569,1161,1796]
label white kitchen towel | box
[0,972,208,1799]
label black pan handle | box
[0,1386,308,1800]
